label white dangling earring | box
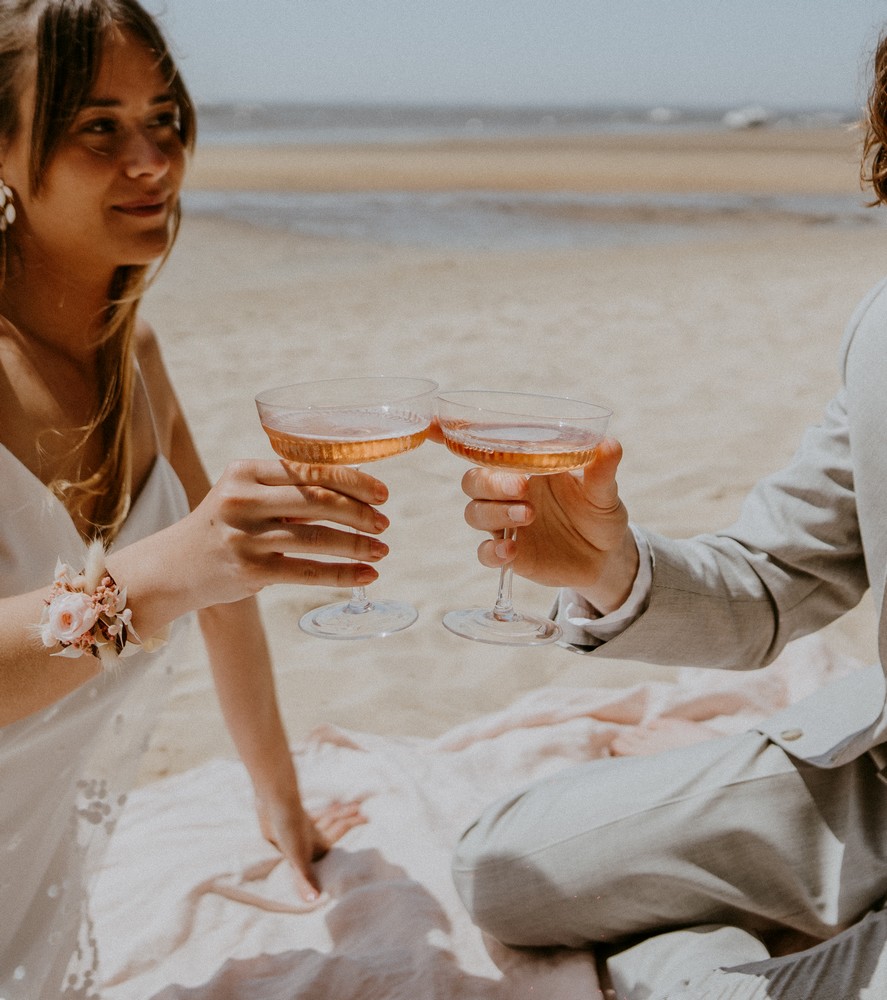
[0,180,15,231]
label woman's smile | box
[111,196,170,218]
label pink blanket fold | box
[92,634,858,999]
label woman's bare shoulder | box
[131,318,210,501]
[133,317,164,370]
[134,318,182,399]
[132,319,181,454]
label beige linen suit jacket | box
[569,277,887,770]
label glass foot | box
[442,608,562,646]
[299,598,418,640]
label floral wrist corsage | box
[38,540,162,667]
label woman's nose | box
[122,128,170,179]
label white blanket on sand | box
[93,635,859,999]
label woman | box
[0,1,383,994]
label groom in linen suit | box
[597,274,887,772]
[451,46,887,998]
[452,273,887,1000]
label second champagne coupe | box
[437,389,612,646]
[255,376,438,639]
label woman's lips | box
[113,199,167,217]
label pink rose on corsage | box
[43,591,99,646]
[36,542,163,666]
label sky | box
[144,1,887,111]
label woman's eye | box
[81,118,116,135]
[150,109,180,130]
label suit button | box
[781,728,804,741]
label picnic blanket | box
[93,634,860,999]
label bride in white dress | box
[0,2,382,995]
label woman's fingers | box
[263,555,380,590]
[272,487,389,533]
[222,461,390,534]
[290,863,323,903]
[255,459,389,505]
[310,801,368,856]
[261,522,389,561]
[189,458,406,601]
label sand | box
[137,124,886,783]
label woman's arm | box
[0,590,103,726]
[127,326,367,898]
[121,328,368,900]
[0,322,389,724]
[0,452,388,725]
[200,597,365,900]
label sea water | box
[184,101,874,251]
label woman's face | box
[1,25,186,281]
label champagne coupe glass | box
[437,389,612,646]
[255,376,438,639]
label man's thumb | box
[582,437,623,512]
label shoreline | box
[185,125,866,196]
[180,187,883,255]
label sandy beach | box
[138,124,886,783]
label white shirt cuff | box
[555,526,652,648]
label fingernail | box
[356,566,378,584]
[370,540,389,558]
[507,504,528,524]
[495,541,509,559]
[373,513,389,531]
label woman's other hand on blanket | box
[460,437,639,614]
[257,791,368,902]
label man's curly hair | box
[862,33,887,204]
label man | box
[451,36,887,1000]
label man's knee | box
[452,811,602,948]
[451,814,548,945]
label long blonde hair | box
[0,0,196,541]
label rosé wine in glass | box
[437,390,612,646]
[256,377,438,639]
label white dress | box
[0,441,191,999]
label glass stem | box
[492,527,518,622]
[346,583,372,615]
[344,463,372,615]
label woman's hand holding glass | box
[255,377,438,639]
[111,459,392,637]
[192,459,391,598]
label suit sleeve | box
[576,324,876,671]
